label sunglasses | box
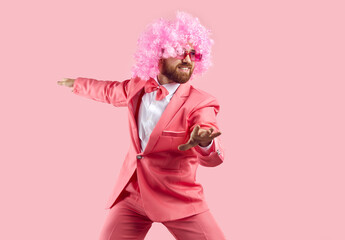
[175,50,203,62]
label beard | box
[160,60,193,84]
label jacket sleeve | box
[72,77,130,107]
[187,97,224,167]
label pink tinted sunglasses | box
[176,50,203,62]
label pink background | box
[1,0,344,239]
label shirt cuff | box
[197,139,214,153]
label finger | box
[191,125,200,139]
[197,127,211,136]
[192,125,200,135]
[178,137,198,151]
[204,129,212,137]
[178,143,189,151]
[57,79,67,86]
[178,143,194,151]
[208,128,214,134]
[209,131,222,139]
[178,141,198,151]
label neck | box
[157,73,174,85]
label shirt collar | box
[154,76,180,96]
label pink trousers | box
[98,171,226,240]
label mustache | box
[177,64,192,68]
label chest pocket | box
[161,130,188,153]
[161,130,186,137]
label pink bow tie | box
[144,78,169,101]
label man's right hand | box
[57,78,75,89]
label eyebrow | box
[182,48,196,52]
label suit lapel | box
[127,79,146,153]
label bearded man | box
[58,11,226,240]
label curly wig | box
[131,11,214,81]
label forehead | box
[182,41,195,51]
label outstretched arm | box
[57,77,131,107]
[178,98,225,167]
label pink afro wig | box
[131,11,214,81]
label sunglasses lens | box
[194,53,202,61]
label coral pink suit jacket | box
[72,76,225,222]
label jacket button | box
[136,155,142,159]
[216,149,221,155]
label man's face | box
[159,49,196,84]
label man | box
[58,11,226,240]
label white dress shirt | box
[138,76,213,153]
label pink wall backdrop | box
[1,0,344,239]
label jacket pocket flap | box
[161,130,186,137]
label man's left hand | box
[178,125,222,151]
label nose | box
[182,53,192,64]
